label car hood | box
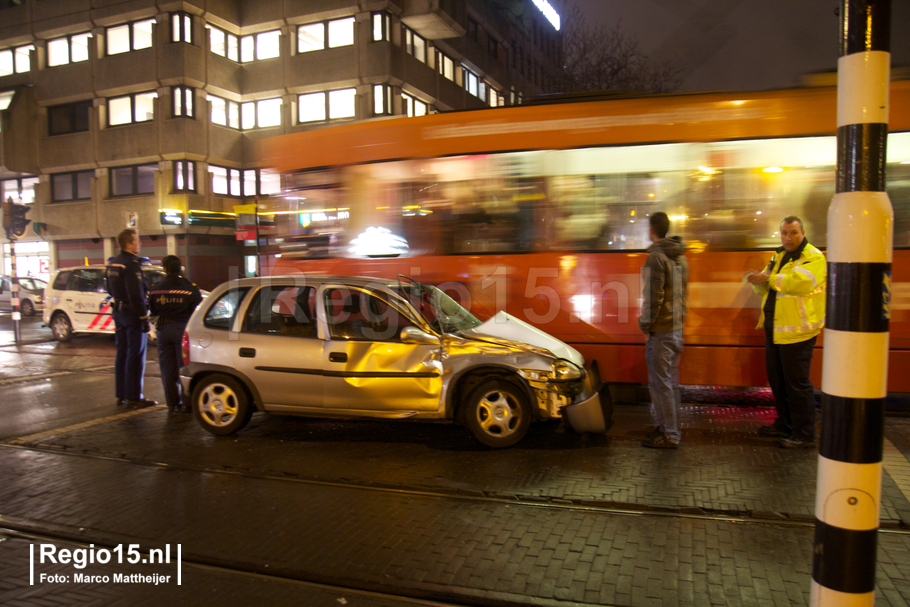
[460,311,585,367]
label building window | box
[209,166,241,196]
[437,51,454,81]
[47,33,91,67]
[298,17,354,53]
[171,12,192,44]
[241,169,281,196]
[463,67,479,97]
[478,81,487,103]
[240,30,280,62]
[209,26,238,61]
[0,44,34,75]
[467,18,478,41]
[241,97,282,129]
[110,164,157,197]
[402,92,427,117]
[373,84,391,116]
[172,86,194,118]
[207,95,240,129]
[107,18,155,55]
[329,89,355,119]
[372,12,390,42]
[489,37,499,60]
[51,171,92,202]
[108,91,157,126]
[298,92,326,122]
[1,176,38,204]
[404,28,426,63]
[48,99,92,136]
[298,88,355,123]
[174,160,195,192]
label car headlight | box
[552,360,584,381]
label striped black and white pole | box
[812,0,892,604]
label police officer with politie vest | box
[106,228,157,408]
[149,255,202,413]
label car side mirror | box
[400,327,440,345]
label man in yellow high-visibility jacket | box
[748,216,826,448]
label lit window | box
[240,98,281,129]
[1,177,39,204]
[0,45,34,76]
[297,23,324,53]
[51,171,93,202]
[438,52,454,81]
[405,28,425,63]
[209,26,239,61]
[173,86,194,118]
[373,84,391,116]
[110,164,157,197]
[464,67,479,97]
[298,92,326,122]
[48,99,92,136]
[209,166,241,196]
[254,30,280,60]
[372,12,390,42]
[328,17,354,48]
[48,33,91,67]
[242,169,257,196]
[207,95,240,129]
[478,81,487,103]
[402,92,427,117]
[174,160,196,192]
[171,12,192,44]
[107,18,155,55]
[259,171,281,195]
[328,88,356,119]
[108,91,157,126]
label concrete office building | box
[0,0,562,288]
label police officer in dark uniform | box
[106,228,157,408]
[149,255,202,413]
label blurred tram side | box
[257,82,910,392]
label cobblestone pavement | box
[2,403,910,606]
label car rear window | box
[203,287,249,330]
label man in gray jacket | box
[639,212,689,448]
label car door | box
[320,284,443,412]
[0,277,9,310]
[235,283,324,409]
[66,268,110,331]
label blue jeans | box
[645,329,683,442]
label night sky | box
[570,0,910,92]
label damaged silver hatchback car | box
[180,275,611,448]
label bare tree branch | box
[558,1,682,94]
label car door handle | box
[329,352,347,363]
[239,347,256,358]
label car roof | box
[51,264,166,273]
[214,274,414,291]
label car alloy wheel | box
[191,374,253,436]
[20,299,35,317]
[464,378,531,448]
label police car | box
[43,263,168,342]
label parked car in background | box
[43,264,167,342]
[180,275,612,448]
[0,276,46,316]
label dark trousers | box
[113,310,147,401]
[157,322,186,408]
[765,332,817,439]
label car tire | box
[20,299,35,317]
[50,313,73,342]
[191,374,253,436]
[463,378,531,448]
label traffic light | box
[4,201,31,240]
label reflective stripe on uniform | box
[794,265,819,288]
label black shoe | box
[642,430,679,449]
[126,399,158,408]
[758,424,791,438]
[779,435,817,449]
[115,398,126,406]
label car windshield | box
[19,278,46,290]
[397,280,482,334]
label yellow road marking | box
[7,405,166,445]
